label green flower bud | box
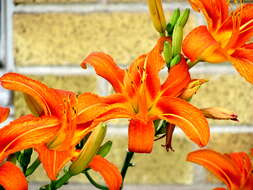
[69,124,107,175]
[163,41,173,66]
[97,141,112,158]
[170,54,181,68]
[172,25,183,57]
[177,8,190,27]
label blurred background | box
[0,0,253,189]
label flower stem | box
[54,171,72,189]
[188,60,200,68]
[25,157,40,177]
[83,170,108,190]
[120,151,134,189]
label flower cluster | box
[0,0,252,190]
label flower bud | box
[97,140,112,158]
[200,107,238,121]
[147,0,166,34]
[177,8,190,27]
[166,8,180,36]
[180,79,207,101]
[172,25,183,56]
[163,41,172,65]
[170,54,181,68]
[69,124,107,175]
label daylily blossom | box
[81,37,210,153]
[182,0,253,83]
[0,162,28,190]
[0,107,28,190]
[0,74,122,189]
[187,149,253,190]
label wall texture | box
[4,0,253,189]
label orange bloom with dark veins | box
[187,149,253,190]
[81,37,210,153]
[182,0,253,83]
[0,74,122,190]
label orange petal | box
[0,106,9,123]
[0,162,28,190]
[228,152,252,185]
[77,92,109,124]
[161,56,190,97]
[157,97,209,147]
[183,26,226,63]
[77,93,131,124]
[223,4,253,48]
[0,73,63,117]
[88,155,122,190]
[0,115,59,162]
[124,55,146,97]
[81,52,125,93]
[188,0,228,31]
[230,45,253,84]
[47,90,77,151]
[213,188,226,190]
[35,144,73,180]
[187,149,241,189]
[128,119,154,153]
[145,37,170,99]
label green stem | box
[83,170,108,190]
[120,151,134,189]
[25,157,40,177]
[188,60,200,68]
[39,171,72,190]
[55,171,72,189]
[159,32,165,37]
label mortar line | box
[106,125,253,135]
[16,66,95,75]
[5,0,15,72]
[15,64,235,75]
[97,77,109,96]
[13,2,191,13]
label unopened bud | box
[166,8,180,35]
[177,8,190,27]
[172,25,183,56]
[97,141,112,158]
[163,41,172,66]
[69,124,107,175]
[180,79,208,101]
[170,54,181,68]
[201,107,239,121]
[147,0,167,34]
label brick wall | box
[1,0,253,189]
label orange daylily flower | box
[0,73,122,189]
[0,162,28,190]
[0,73,105,180]
[0,107,28,190]
[187,149,253,190]
[81,37,210,153]
[182,0,253,83]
